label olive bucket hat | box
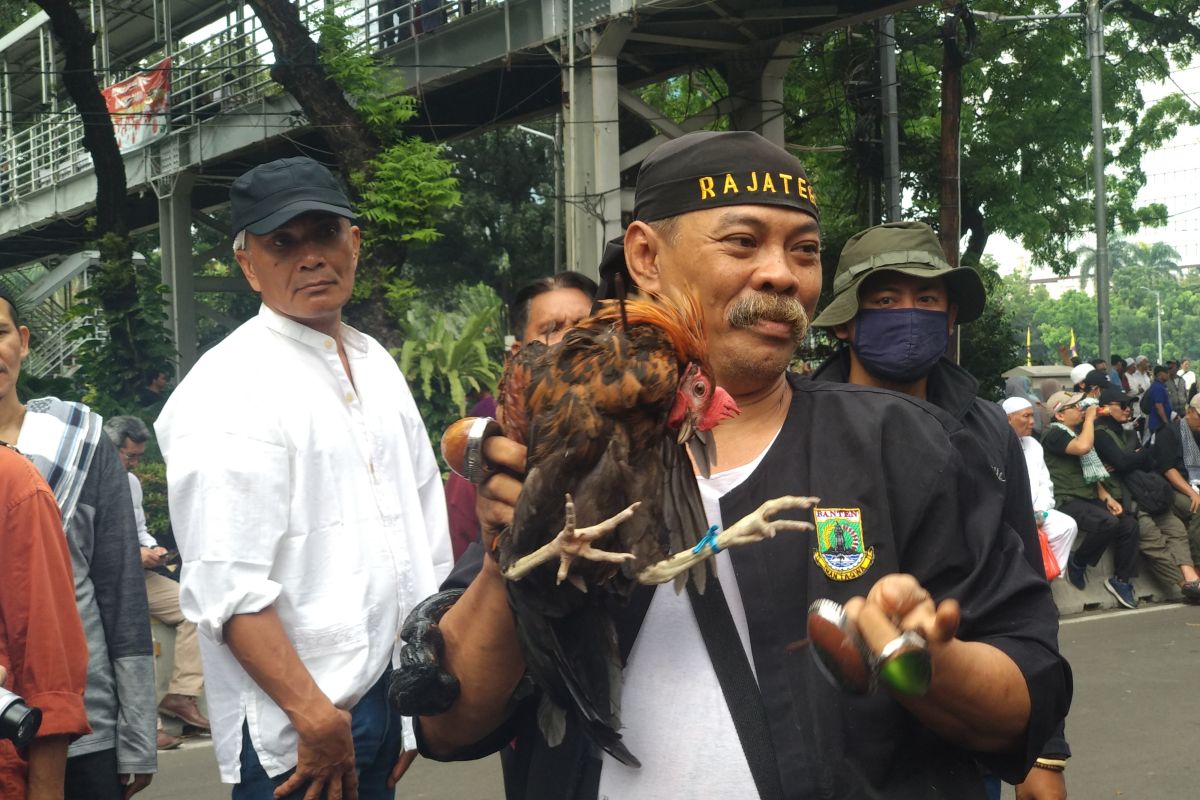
[811,221,986,328]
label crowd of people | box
[9,129,1197,800]
[1003,358,1200,607]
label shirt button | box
[325,339,334,350]
[344,392,354,402]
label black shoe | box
[1066,556,1087,591]
[1180,581,1200,604]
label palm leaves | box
[1073,238,1180,289]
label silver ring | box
[877,630,927,664]
[464,417,501,485]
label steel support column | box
[727,41,799,147]
[157,171,196,376]
[565,22,628,277]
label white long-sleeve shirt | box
[1018,435,1056,515]
[156,305,452,783]
[127,472,157,549]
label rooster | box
[448,293,814,766]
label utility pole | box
[976,1,1119,363]
[939,2,963,361]
[1088,0,1111,363]
[879,16,902,222]
[1154,290,1163,364]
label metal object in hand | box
[464,417,501,485]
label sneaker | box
[1104,577,1138,609]
[1066,556,1087,591]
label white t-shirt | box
[598,431,778,799]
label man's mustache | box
[727,293,810,343]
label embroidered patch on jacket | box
[813,507,875,581]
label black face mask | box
[851,308,949,384]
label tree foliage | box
[780,1,1200,272]
[999,243,1198,366]
[396,285,506,461]
[403,127,559,307]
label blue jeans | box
[233,670,403,800]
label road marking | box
[1061,603,1184,625]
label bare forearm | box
[1165,467,1192,496]
[420,557,526,756]
[27,735,69,800]
[901,640,1030,753]
[224,608,335,732]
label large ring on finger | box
[875,630,932,696]
[463,417,502,485]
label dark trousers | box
[65,748,123,800]
[232,671,403,800]
[1059,497,1140,579]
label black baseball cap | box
[1082,369,1110,390]
[1098,385,1134,406]
[231,156,356,235]
[598,131,819,299]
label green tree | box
[404,127,559,307]
[782,1,1200,272]
[961,256,1020,399]
[1073,237,1137,289]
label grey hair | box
[104,415,151,448]
[233,229,247,254]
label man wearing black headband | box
[415,131,1069,800]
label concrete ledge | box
[1051,549,1183,616]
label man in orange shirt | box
[0,442,90,799]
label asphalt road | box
[139,603,1200,799]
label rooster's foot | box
[636,495,819,585]
[502,494,640,587]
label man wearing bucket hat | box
[157,156,453,799]
[810,221,1043,574]
[411,132,1069,800]
[810,221,1071,798]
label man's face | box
[522,288,593,346]
[117,438,146,471]
[1157,370,1169,383]
[1169,362,1179,377]
[1095,360,1107,372]
[1114,361,1125,375]
[1007,407,1036,438]
[1187,407,1200,433]
[1104,401,1131,422]
[628,204,821,393]
[235,212,360,334]
[0,301,29,405]
[149,372,168,392]
[1056,406,1083,427]
[833,271,957,341]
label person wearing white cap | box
[1002,397,1079,577]
[1069,363,1093,393]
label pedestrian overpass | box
[0,0,917,372]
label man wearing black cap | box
[413,132,1069,800]
[157,156,454,799]
[1089,386,1200,602]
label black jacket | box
[424,374,1072,799]
[813,352,1070,760]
